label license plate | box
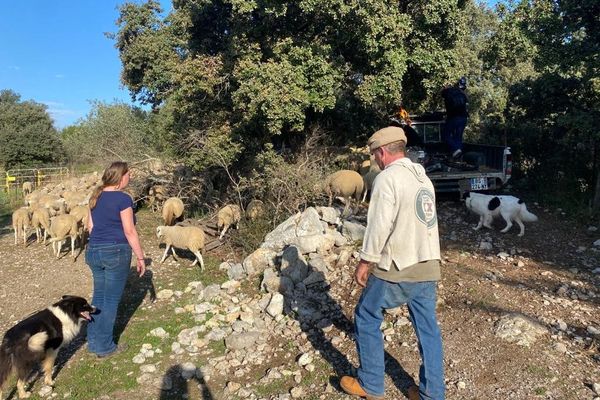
[470,177,488,190]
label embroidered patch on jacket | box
[415,188,437,228]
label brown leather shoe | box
[407,385,420,400]
[340,376,384,400]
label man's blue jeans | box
[442,116,467,153]
[85,242,131,356]
[355,275,445,399]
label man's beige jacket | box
[359,157,441,271]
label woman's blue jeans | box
[85,242,131,356]
[355,275,445,399]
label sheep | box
[324,170,364,216]
[156,225,205,270]
[31,206,51,244]
[162,197,185,226]
[69,205,90,247]
[12,207,31,245]
[37,194,66,216]
[148,184,167,212]
[245,199,265,221]
[47,214,79,258]
[22,181,34,196]
[361,170,380,203]
[217,204,242,240]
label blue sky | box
[0,1,171,129]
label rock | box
[227,263,246,280]
[177,327,201,346]
[262,212,301,251]
[156,289,174,300]
[267,293,284,317]
[261,268,294,294]
[38,385,53,397]
[298,353,313,366]
[342,220,366,242]
[203,284,221,301]
[587,326,600,336]
[149,327,169,338]
[494,313,547,346]
[288,234,335,255]
[457,381,466,390]
[290,386,305,398]
[594,239,600,247]
[243,248,277,276]
[555,320,568,332]
[317,206,340,224]
[497,252,510,260]
[132,354,146,364]
[592,382,600,395]
[225,331,261,350]
[307,254,330,274]
[302,271,326,286]
[140,364,157,373]
[226,381,242,393]
[553,342,567,353]
[336,247,354,267]
[221,280,241,293]
[296,207,325,236]
[280,246,309,284]
[479,241,493,251]
[206,328,227,342]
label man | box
[441,77,468,159]
[340,126,444,400]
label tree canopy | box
[0,90,65,169]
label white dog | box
[463,192,538,237]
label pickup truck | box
[407,113,512,193]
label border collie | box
[0,296,94,399]
[463,192,538,237]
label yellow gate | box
[5,167,70,193]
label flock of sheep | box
[10,153,380,267]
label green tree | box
[61,101,154,166]
[0,89,65,169]
[112,0,471,169]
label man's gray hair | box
[382,140,406,154]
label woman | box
[85,161,145,358]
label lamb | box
[22,181,33,196]
[47,214,79,258]
[245,199,265,221]
[31,206,51,244]
[156,225,205,270]
[162,197,185,226]
[12,207,31,245]
[217,204,242,239]
[324,170,364,216]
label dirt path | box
[0,201,599,399]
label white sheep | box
[156,225,206,270]
[22,181,34,196]
[12,207,31,245]
[47,214,79,258]
[217,204,242,239]
[324,170,364,216]
[69,205,90,247]
[245,199,265,221]
[162,197,184,226]
[31,206,51,244]
[37,194,66,216]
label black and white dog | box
[0,295,94,399]
[463,192,538,237]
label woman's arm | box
[120,207,146,276]
[87,209,94,233]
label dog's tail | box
[0,340,13,390]
[519,201,538,222]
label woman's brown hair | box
[89,161,129,209]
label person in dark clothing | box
[441,77,468,159]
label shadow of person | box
[114,262,157,341]
[159,364,214,400]
[279,245,417,398]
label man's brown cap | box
[367,126,407,152]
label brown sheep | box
[12,207,31,245]
[246,199,265,221]
[325,170,364,216]
[31,206,51,244]
[217,204,242,239]
[162,197,185,226]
